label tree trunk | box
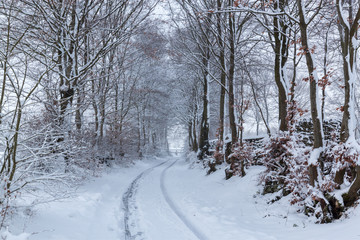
[336,0,360,143]
[273,0,289,132]
[137,109,142,157]
[336,0,360,201]
[239,79,245,146]
[192,116,198,152]
[197,12,212,160]
[75,88,82,131]
[343,166,360,206]
[59,2,77,125]
[198,72,210,159]
[297,0,324,186]
[228,4,237,145]
[188,121,194,148]
[217,0,226,147]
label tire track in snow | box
[160,160,208,240]
[123,160,168,240]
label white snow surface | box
[6,157,360,240]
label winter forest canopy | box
[1,0,360,231]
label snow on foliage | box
[258,129,360,223]
[0,229,29,240]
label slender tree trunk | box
[249,76,271,136]
[297,0,324,187]
[75,88,82,131]
[339,41,351,143]
[336,0,360,143]
[91,77,99,144]
[8,103,22,187]
[188,121,194,148]
[197,12,212,160]
[239,78,245,146]
[217,0,226,147]
[321,27,330,122]
[228,4,237,145]
[137,109,142,157]
[336,1,360,203]
[273,0,289,131]
[0,17,10,125]
[193,116,198,152]
[287,29,298,132]
[99,103,105,139]
[198,72,210,159]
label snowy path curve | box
[16,157,360,240]
[122,160,168,240]
[160,160,207,240]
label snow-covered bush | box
[0,178,14,229]
[213,140,225,164]
[261,132,310,195]
[289,140,360,222]
[205,140,225,174]
[225,141,253,179]
[259,129,360,223]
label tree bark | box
[336,0,360,143]
[297,0,324,186]
[198,70,210,159]
[336,0,360,200]
[228,1,237,145]
[197,12,212,160]
[273,0,289,132]
[343,166,360,206]
[192,116,198,152]
[188,121,194,148]
[217,0,226,147]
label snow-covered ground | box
[5,156,360,240]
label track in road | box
[160,160,207,240]
[122,159,207,240]
[122,160,168,240]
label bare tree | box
[297,0,324,187]
[335,0,360,206]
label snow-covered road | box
[122,160,169,239]
[128,159,207,240]
[122,159,206,240]
[9,157,360,240]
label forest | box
[172,0,360,223]
[0,0,359,236]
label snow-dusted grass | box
[4,156,360,239]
